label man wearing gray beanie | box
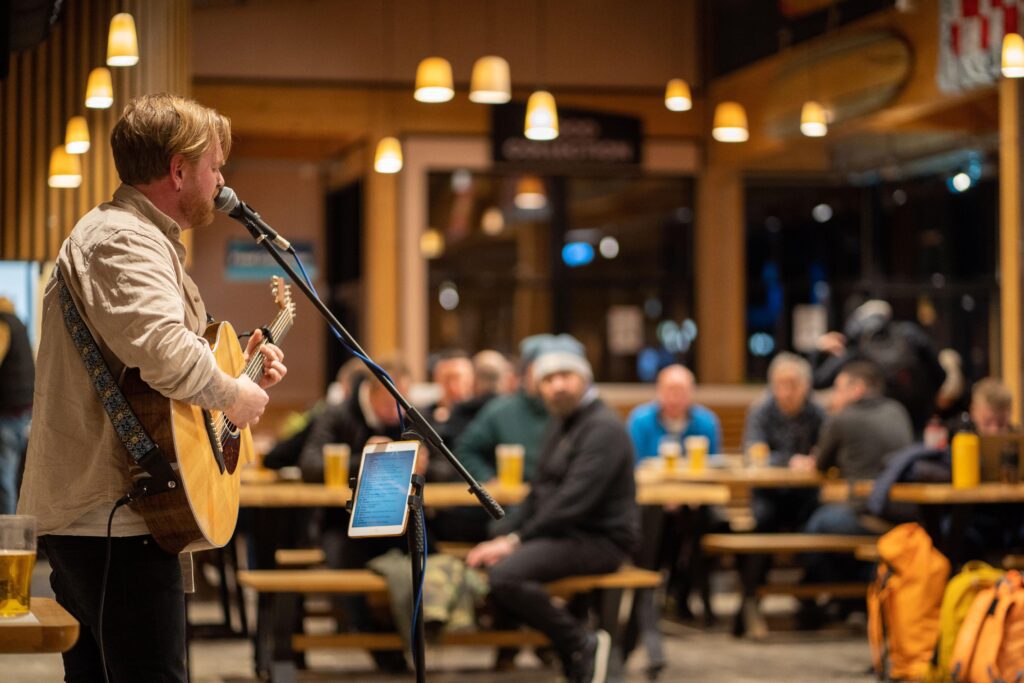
[467,347,639,683]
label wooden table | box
[239,480,731,508]
[0,598,79,654]
[887,483,1024,563]
[888,482,1024,504]
[638,463,825,488]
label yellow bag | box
[929,561,1005,682]
[868,523,951,681]
[950,570,1024,683]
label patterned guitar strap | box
[55,267,179,500]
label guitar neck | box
[241,310,293,383]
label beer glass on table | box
[0,515,36,618]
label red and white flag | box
[939,0,1023,92]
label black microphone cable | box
[99,493,132,683]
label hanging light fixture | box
[48,146,82,188]
[64,116,91,154]
[664,78,692,112]
[514,176,547,210]
[712,101,748,142]
[469,56,511,104]
[481,206,505,235]
[1003,33,1024,77]
[414,57,454,102]
[800,100,828,137]
[420,228,446,259]
[374,136,403,174]
[107,13,139,67]
[525,90,558,140]
[85,67,114,109]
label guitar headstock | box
[270,276,295,320]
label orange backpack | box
[868,523,951,681]
[950,570,1024,683]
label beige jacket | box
[18,185,219,535]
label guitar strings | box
[213,303,293,443]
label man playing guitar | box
[18,93,287,682]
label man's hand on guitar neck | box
[243,329,288,389]
[225,375,269,429]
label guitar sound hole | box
[222,433,241,474]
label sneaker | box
[572,629,611,683]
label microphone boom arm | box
[230,210,506,521]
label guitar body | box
[121,321,253,554]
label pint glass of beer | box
[685,435,710,472]
[0,515,36,618]
[323,443,351,489]
[496,444,525,487]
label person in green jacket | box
[456,334,586,483]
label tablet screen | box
[348,443,418,537]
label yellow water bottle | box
[951,413,980,489]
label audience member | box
[0,296,33,514]
[467,348,639,683]
[298,358,418,672]
[969,377,1013,435]
[456,335,585,483]
[794,360,913,616]
[812,299,945,435]
[743,352,826,531]
[431,350,512,456]
[426,349,475,426]
[628,364,721,462]
[262,356,369,470]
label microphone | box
[215,187,292,250]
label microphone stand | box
[235,214,505,683]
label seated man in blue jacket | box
[627,364,721,463]
[626,363,720,622]
[467,349,639,683]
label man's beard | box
[181,189,215,229]
[545,391,580,418]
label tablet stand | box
[406,473,427,683]
[345,470,427,683]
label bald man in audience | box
[627,364,721,462]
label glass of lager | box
[0,515,36,617]
[323,443,351,489]
[496,444,525,488]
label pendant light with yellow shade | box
[64,116,91,154]
[525,0,558,140]
[107,12,139,67]
[663,2,692,112]
[414,0,453,103]
[375,0,404,173]
[712,102,748,142]
[48,146,82,188]
[1003,32,1024,77]
[470,3,511,104]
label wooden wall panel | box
[0,0,191,261]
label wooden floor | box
[1,561,876,683]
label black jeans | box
[488,535,624,663]
[43,534,187,683]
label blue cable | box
[288,248,405,433]
[291,247,424,654]
[410,505,428,657]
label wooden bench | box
[241,566,660,681]
[274,548,326,567]
[701,533,877,637]
[275,542,476,569]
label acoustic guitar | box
[121,277,295,554]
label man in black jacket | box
[467,349,639,683]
